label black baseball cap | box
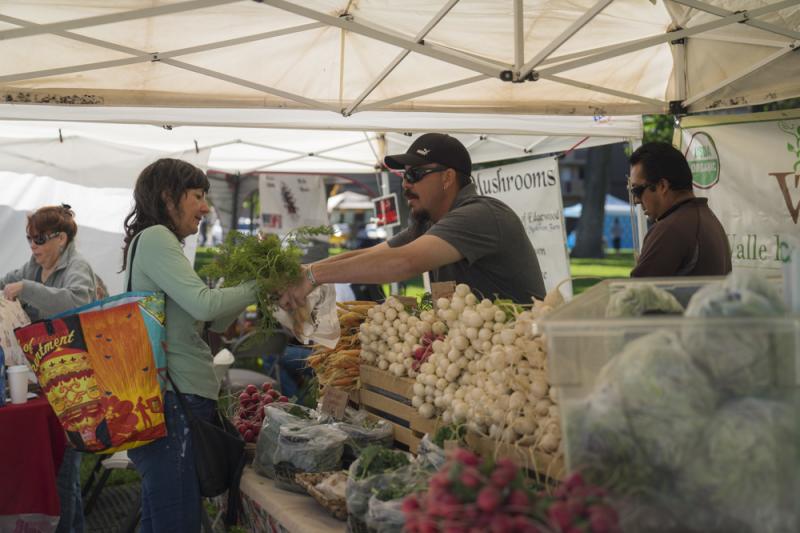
[384,133,472,176]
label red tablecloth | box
[0,396,66,533]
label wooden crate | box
[465,433,566,481]
[358,365,439,453]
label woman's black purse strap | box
[126,233,142,293]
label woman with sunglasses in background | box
[0,204,97,533]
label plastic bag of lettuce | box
[567,330,717,494]
[682,271,787,397]
[677,398,797,533]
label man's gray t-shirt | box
[389,184,545,303]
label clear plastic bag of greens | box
[417,434,446,471]
[331,409,394,466]
[273,424,348,493]
[345,447,413,524]
[253,403,317,479]
[365,494,406,533]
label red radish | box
[459,469,481,489]
[245,384,258,395]
[548,501,573,530]
[278,395,288,402]
[268,389,280,399]
[238,392,250,405]
[476,487,501,513]
[402,496,420,513]
[262,382,272,392]
[452,448,480,466]
[508,489,529,509]
[263,396,274,404]
[243,429,254,442]
[490,515,513,533]
[490,465,516,488]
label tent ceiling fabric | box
[0,1,797,116]
[0,112,642,173]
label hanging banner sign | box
[373,193,401,229]
[259,174,328,234]
[473,157,572,298]
[678,109,800,271]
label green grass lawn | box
[570,251,635,294]
[383,251,635,299]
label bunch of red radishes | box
[402,448,544,532]
[543,472,620,533]
[411,331,446,371]
[402,448,620,533]
[232,382,288,443]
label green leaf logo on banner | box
[686,132,720,189]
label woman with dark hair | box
[0,204,96,533]
[122,158,257,532]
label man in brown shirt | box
[629,142,732,277]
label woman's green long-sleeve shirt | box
[125,225,256,400]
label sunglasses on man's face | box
[403,165,448,184]
[628,182,656,199]
[26,232,61,246]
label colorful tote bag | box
[14,291,167,453]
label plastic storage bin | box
[541,276,799,533]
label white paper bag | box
[0,298,31,366]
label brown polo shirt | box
[631,197,732,277]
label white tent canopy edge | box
[0,1,797,115]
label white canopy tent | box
[0,0,797,115]
[0,112,641,296]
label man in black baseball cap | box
[279,133,545,308]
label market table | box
[0,396,66,533]
[239,467,345,533]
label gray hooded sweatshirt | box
[0,241,96,321]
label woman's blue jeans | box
[128,391,216,533]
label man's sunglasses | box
[26,232,61,246]
[403,165,448,184]
[628,182,656,199]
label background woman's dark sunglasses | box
[403,165,448,184]
[26,232,61,245]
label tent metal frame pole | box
[519,0,613,79]
[484,136,526,152]
[343,0,461,116]
[357,74,487,112]
[256,0,509,78]
[671,0,800,41]
[0,15,324,62]
[159,59,338,111]
[539,73,665,108]
[0,0,239,41]
[683,43,798,108]
[670,35,687,105]
[464,136,485,150]
[513,0,524,75]
[0,16,333,111]
[538,0,796,76]
[524,137,550,153]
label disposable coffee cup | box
[7,365,29,404]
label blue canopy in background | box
[564,194,633,250]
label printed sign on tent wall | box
[373,193,401,229]
[258,175,329,234]
[680,112,800,270]
[473,158,572,298]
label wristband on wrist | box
[305,265,318,287]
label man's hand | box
[3,281,23,301]
[278,267,314,311]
